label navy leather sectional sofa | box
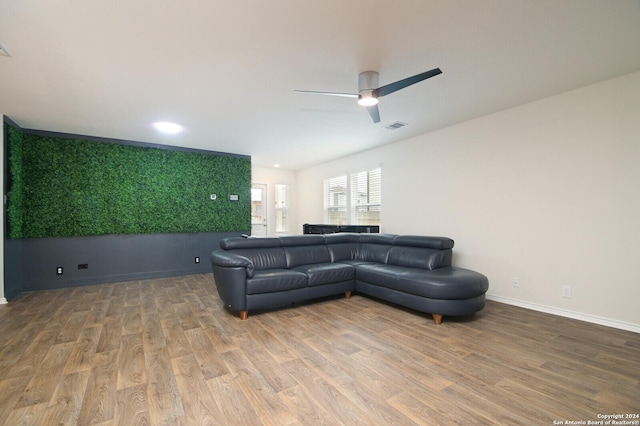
[210,233,489,324]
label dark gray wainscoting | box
[4,239,24,300]
[11,231,246,292]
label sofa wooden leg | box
[239,310,248,320]
[345,291,352,299]
[432,313,443,324]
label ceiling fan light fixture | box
[357,91,378,107]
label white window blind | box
[323,175,348,224]
[323,167,381,227]
[350,167,381,226]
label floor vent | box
[383,121,408,130]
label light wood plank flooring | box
[0,273,638,425]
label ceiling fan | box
[295,68,442,123]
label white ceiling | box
[1,1,639,170]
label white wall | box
[296,71,640,331]
[251,166,298,237]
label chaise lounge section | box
[210,233,489,324]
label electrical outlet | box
[56,267,63,275]
[562,285,571,298]
[195,257,200,264]
[512,277,520,288]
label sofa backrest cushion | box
[219,237,281,250]
[280,235,331,268]
[279,235,325,247]
[325,233,361,262]
[228,247,287,270]
[218,237,287,270]
[217,233,454,271]
[393,235,454,250]
[357,234,395,263]
[387,246,451,270]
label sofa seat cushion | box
[292,263,355,286]
[356,264,488,300]
[246,269,308,295]
[336,260,377,267]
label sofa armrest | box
[210,250,254,277]
[210,250,253,312]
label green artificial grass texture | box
[6,128,251,238]
[6,126,25,239]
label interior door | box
[251,184,267,236]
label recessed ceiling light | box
[274,164,280,168]
[152,121,184,134]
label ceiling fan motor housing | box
[358,71,379,104]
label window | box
[323,175,348,224]
[350,168,381,226]
[323,167,381,227]
[275,184,289,233]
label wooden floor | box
[0,274,638,425]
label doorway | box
[251,183,267,236]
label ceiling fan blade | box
[294,90,358,98]
[373,68,442,98]
[366,104,381,123]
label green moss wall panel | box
[9,130,251,238]
[6,126,24,239]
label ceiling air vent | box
[383,121,408,130]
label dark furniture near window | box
[303,223,379,234]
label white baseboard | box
[0,297,7,305]
[486,294,640,334]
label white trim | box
[0,298,7,305]
[486,294,640,334]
